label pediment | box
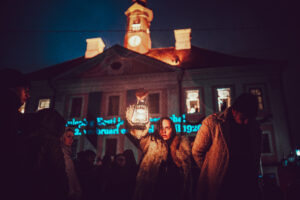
[79,45,177,78]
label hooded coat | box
[130,130,193,200]
[192,107,262,200]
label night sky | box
[1,0,291,73]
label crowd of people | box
[1,68,298,200]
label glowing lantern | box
[131,99,149,129]
[296,149,300,157]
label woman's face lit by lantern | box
[159,119,172,141]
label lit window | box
[108,96,120,116]
[249,88,264,110]
[148,93,160,114]
[186,90,200,114]
[70,97,82,118]
[37,99,51,111]
[19,103,26,113]
[217,88,231,112]
[132,23,141,31]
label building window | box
[37,98,51,111]
[262,131,273,154]
[70,97,83,118]
[249,88,264,110]
[105,138,117,156]
[186,90,200,114]
[132,19,141,31]
[132,23,141,31]
[108,96,120,116]
[148,93,160,114]
[19,103,26,113]
[216,88,232,112]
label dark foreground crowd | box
[1,68,299,200]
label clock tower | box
[124,0,153,54]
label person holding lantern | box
[125,90,193,200]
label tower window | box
[132,23,141,31]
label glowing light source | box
[37,99,51,111]
[186,90,200,114]
[129,35,141,47]
[174,28,191,50]
[217,88,231,112]
[85,37,105,59]
[19,103,26,113]
[131,99,149,129]
[296,149,300,156]
[132,23,141,31]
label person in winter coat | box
[126,106,193,200]
[19,108,69,200]
[0,69,31,198]
[192,93,262,200]
[61,128,82,200]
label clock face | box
[128,35,141,47]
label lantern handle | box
[135,89,149,101]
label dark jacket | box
[19,109,69,200]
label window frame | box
[147,92,160,115]
[244,83,270,118]
[104,92,125,118]
[67,95,86,119]
[183,87,205,116]
[37,98,51,111]
[260,124,277,164]
[107,95,120,117]
[212,85,235,113]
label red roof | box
[146,46,275,69]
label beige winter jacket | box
[192,107,261,200]
[130,129,193,200]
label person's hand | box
[125,105,150,139]
[135,89,149,101]
[130,121,150,139]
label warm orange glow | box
[129,35,142,47]
[174,28,191,50]
[146,47,191,66]
[85,37,105,59]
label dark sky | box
[1,0,290,73]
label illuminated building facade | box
[26,0,290,184]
